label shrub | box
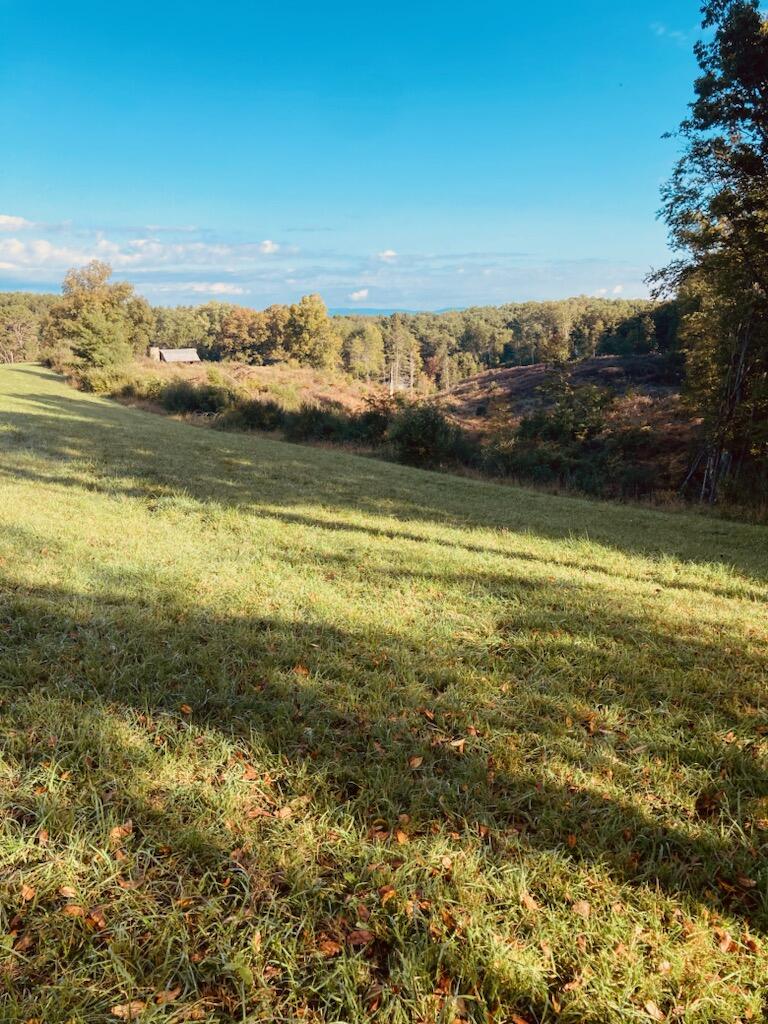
[283,402,349,442]
[387,403,477,468]
[159,379,237,416]
[74,366,135,394]
[218,398,286,432]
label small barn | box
[149,347,201,364]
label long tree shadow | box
[2,566,767,1020]
[2,373,767,588]
[2,366,768,1020]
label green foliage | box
[42,260,153,371]
[342,321,385,379]
[284,294,341,368]
[159,379,238,416]
[0,303,39,362]
[655,0,768,503]
[483,377,668,498]
[387,403,477,468]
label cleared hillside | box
[438,354,688,433]
[1,365,767,1023]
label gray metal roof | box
[159,348,201,362]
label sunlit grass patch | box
[0,365,767,1023]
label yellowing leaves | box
[20,883,35,903]
[408,755,424,769]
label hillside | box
[1,365,767,1023]
[438,354,687,434]
[132,357,378,413]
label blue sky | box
[0,0,701,310]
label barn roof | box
[159,348,201,363]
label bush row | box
[77,366,682,497]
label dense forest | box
[1,280,679,390]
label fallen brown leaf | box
[347,929,374,947]
[379,885,397,905]
[86,906,107,930]
[21,884,35,903]
[62,905,87,920]
[154,987,181,1005]
[318,937,342,957]
[644,1000,665,1021]
[111,1002,146,1020]
[109,821,133,844]
[408,755,424,769]
[572,900,591,919]
[521,893,539,913]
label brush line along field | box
[0,365,767,1023]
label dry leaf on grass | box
[21,884,35,902]
[109,821,133,844]
[645,1001,665,1021]
[347,929,374,947]
[62,904,86,917]
[408,755,424,769]
[572,900,591,919]
[379,885,397,905]
[86,906,107,930]
[154,987,181,1005]
[111,1002,146,1020]
[521,893,539,913]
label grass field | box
[1,364,767,1024]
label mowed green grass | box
[1,364,767,1024]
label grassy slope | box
[1,364,767,1024]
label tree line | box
[2,268,680,390]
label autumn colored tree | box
[42,261,154,369]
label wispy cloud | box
[0,211,652,307]
[650,21,692,46]
[0,214,35,231]
[144,281,248,296]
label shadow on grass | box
[2,366,768,1021]
[1,371,767,589]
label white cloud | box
[145,281,247,296]
[650,21,690,45]
[259,239,280,254]
[0,214,34,231]
[377,249,397,262]
[612,284,624,295]
[349,288,369,301]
